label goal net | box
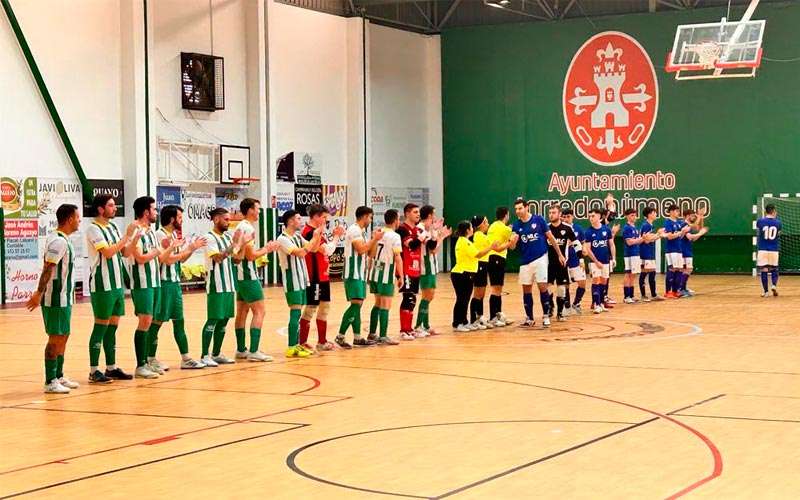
[758,196,800,273]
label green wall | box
[442,2,800,273]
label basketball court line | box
[287,419,646,499]
[0,424,309,499]
[142,385,345,398]
[3,406,272,422]
[290,363,723,499]
[672,414,800,424]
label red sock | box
[316,319,327,344]
[400,309,413,333]
[299,318,311,345]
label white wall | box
[1,0,123,180]
[367,23,443,209]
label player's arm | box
[583,241,601,266]
[393,249,405,288]
[130,236,161,265]
[25,261,56,311]
[163,237,205,264]
[93,223,138,259]
[686,227,709,241]
[545,230,566,265]
[210,232,243,263]
[609,237,617,263]
[300,226,324,254]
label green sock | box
[45,358,58,384]
[134,330,147,367]
[288,309,301,346]
[369,306,380,335]
[338,306,354,335]
[89,323,106,367]
[249,327,262,353]
[147,322,161,358]
[103,324,118,366]
[173,320,189,355]
[212,319,229,356]
[56,355,64,378]
[201,320,216,357]
[423,306,431,329]
[351,304,362,334]
[379,309,390,337]
[416,299,430,328]
[235,328,246,352]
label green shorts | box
[344,279,367,301]
[207,292,235,320]
[156,281,184,322]
[90,288,125,320]
[42,306,71,335]
[284,289,307,307]
[369,280,394,297]
[237,279,264,304]
[420,274,437,290]
[131,287,161,316]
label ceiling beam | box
[560,0,577,18]
[412,1,436,28]
[437,0,463,29]
[535,0,556,19]
[656,0,685,9]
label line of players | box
[27,193,715,394]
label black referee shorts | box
[488,255,506,287]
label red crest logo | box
[563,31,658,166]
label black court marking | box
[0,424,308,499]
[673,414,800,424]
[4,406,277,423]
[286,419,644,499]
[143,385,344,398]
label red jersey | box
[396,222,422,278]
[301,223,330,282]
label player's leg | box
[638,261,648,300]
[42,305,75,392]
[285,291,313,357]
[315,293,335,351]
[44,334,68,393]
[679,258,693,297]
[416,284,435,334]
[103,289,130,381]
[589,263,603,313]
[535,256,552,327]
[399,277,419,337]
[518,262,535,326]
[88,294,112,384]
[451,271,473,331]
[234,299,250,359]
[300,304,317,350]
[201,293,222,366]
[144,287,168,373]
[488,255,507,325]
[210,292,236,363]
[367,283,381,342]
[337,296,361,349]
[130,288,158,379]
[376,294,399,345]
[555,277,568,321]
[470,263,489,330]
[770,252,779,296]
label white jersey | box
[369,228,401,285]
[86,220,125,293]
[418,224,438,276]
[343,224,368,281]
[277,232,310,292]
[204,230,236,294]
[43,231,75,307]
[235,219,259,281]
[156,228,181,283]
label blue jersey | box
[682,232,694,257]
[584,224,612,264]
[567,223,584,268]
[639,221,656,260]
[622,223,640,257]
[663,218,686,254]
[756,217,781,252]
[512,215,550,265]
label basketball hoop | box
[230,177,259,187]
[693,42,723,69]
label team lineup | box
[26,194,783,394]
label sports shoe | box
[520,319,536,328]
[335,335,353,349]
[642,296,652,303]
[89,370,113,384]
[664,292,677,299]
[761,291,770,298]
[212,353,235,364]
[285,345,312,358]
[201,355,219,367]
[135,366,159,379]
[316,342,336,352]
[376,336,400,345]
[687,289,696,297]
[471,321,487,331]
[455,324,471,332]
[413,328,429,338]
[652,295,665,301]
[542,316,551,328]
[353,336,376,347]
[771,285,779,297]
[624,297,634,304]
[150,359,169,372]
[562,308,573,317]
[104,367,132,380]
[480,317,494,329]
[600,304,608,312]
[426,327,438,335]
[366,333,380,343]
[557,314,566,322]
[603,302,614,309]
[498,312,514,325]
[300,343,314,352]
[298,345,316,356]
[593,305,603,314]
[400,332,415,340]
[606,297,617,304]
[147,361,165,375]
[491,318,507,327]
[181,358,206,369]
[235,350,250,360]
[573,304,583,315]
[58,376,80,389]
[678,290,691,298]
[44,380,70,394]
[247,350,274,362]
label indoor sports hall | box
[1,0,798,498]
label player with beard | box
[547,205,576,321]
[396,204,424,339]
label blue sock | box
[574,286,585,306]
[760,271,769,292]
[591,284,599,306]
[639,273,647,297]
[523,293,534,320]
[683,274,690,291]
[771,268,779,286]
[603,283,609,301]
[666,270,674,293]
[540,291,550,316]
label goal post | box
[754,194,800,275]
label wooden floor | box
[1,274,799,499]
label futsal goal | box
[754,194,800,274]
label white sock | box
[107,364,116,370]
[147,356,155,362]
[181,353,191,361]
[89,366,98,374]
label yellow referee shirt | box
[452,236,480,274]
[487,221,512,259]
[473,231,491,263]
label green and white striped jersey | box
[43,231,74,307]
[343,224,367,281]
[419,225,439,276]
[369,228,401,285]
[277,232,310,292]
[129,226,161,289]
[204,230,236,294]
[156,228,181,283]
[86,220,126,293]
[235,219,259,281]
